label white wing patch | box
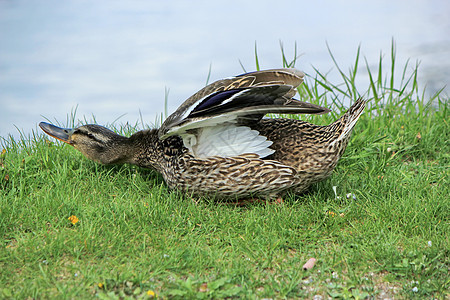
[182,124,275,158]
[160,113,238,139]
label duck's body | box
[40,68,366,200]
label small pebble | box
[346,193,357,200]
[427,241,432,247]
[163,254,169,258]
[313,295,323,300]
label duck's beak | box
[39,122,75,145]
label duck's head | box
[39,122,132,165]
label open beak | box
[39,122,75,145]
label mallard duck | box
[39,68,366,200]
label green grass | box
[1,43,449,299]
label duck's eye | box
[75,129,93,138]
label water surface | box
[1,0,448,139]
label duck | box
[39,68,366,200]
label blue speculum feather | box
[191,89,244,113]
[188,85,290,119]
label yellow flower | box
[146,290,156,297]
[98,282,104,289]
[1,149,5,155]
[327,211,336,217]
[68,215,79,225]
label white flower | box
[412,286,418,293]
[427,241,432,247]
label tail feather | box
[329,99,366,146]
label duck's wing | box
[159,68,330,139]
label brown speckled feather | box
[155,98,366,198]
[164,153,297,198]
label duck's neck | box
[126,129,186,171]
[89,128,185,172]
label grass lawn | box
[1,45,449,299]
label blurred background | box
[1,0,449,139]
